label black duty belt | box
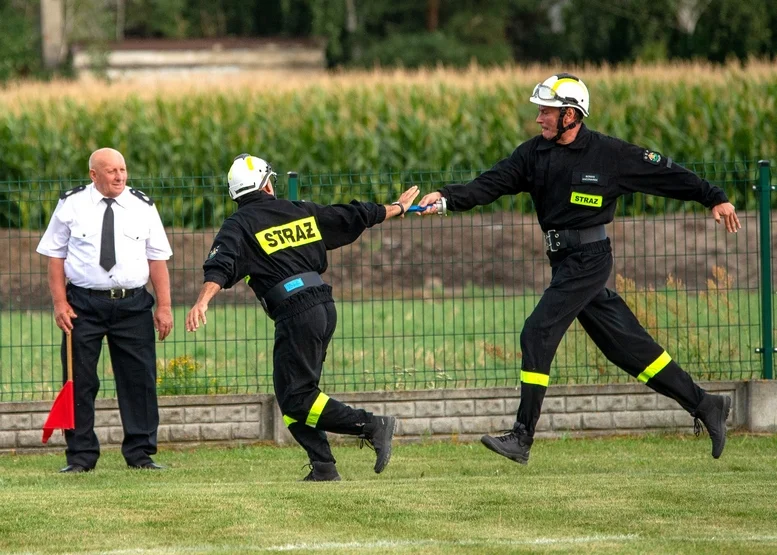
[70,284,145,299]
[260,272,325,314]
[544,225,607,253]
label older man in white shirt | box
[37,147,173,473]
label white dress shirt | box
[37,183,173,289]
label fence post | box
[757,160,773,379]
[287,171,298,201]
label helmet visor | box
[532,84,560,102]
[531,83,581,108]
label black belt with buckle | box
[70,284,144,299]
[260,272,325,314]
[544,225,607,253]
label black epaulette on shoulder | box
[59,185,86,200]
[129,187,154,205]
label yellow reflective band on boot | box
[305,392,330,427]
[283,415,298,427]
[520,370,549,387]
[637,351,672,383]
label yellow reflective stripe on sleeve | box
[637,351,672,383]
[256,216,322,255]
[305,392,330,427]
[283,415,298,427]
[520,370,549,387]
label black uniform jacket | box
[203,191,386,298]
[439,124,729,232]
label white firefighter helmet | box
[227,154,276,200]
[529,73,590,118]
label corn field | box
[0,61,774,224]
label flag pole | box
[67,332,73,382]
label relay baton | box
[406,197,447,215]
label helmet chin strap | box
[552,107,578,142]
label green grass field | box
[0,289,765,401]
[1,435,776,554]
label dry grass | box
[2,59,777,109]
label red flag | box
[42,332,75,443]
[42,380,74,443]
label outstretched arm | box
[314,185,420,250]
[419,146,529,214]
[616,141,740,234]
[616,141,728,203]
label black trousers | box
[62,285,159,468]
[273,300,371,464]
[517,239,705,435]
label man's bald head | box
[89,148,128,198]
[89,148,125,171]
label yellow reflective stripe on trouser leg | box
[283,415,298,427]
[305,392,330,427]
[520,370,549,387]
[637,351,672,383]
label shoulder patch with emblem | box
[129,187,154,205]
[207,245,220,259]
[643,150,662,165]
[59,185,86,200]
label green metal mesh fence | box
[0,160,772,401]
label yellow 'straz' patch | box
[570,192,603,208]
[256,216,321,254]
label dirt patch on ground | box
[3,211,762,310]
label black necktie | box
[99,198,116,272]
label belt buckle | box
[110,288,125,300]
[546,230,560,252]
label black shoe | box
[59,464,92,473]
[128,461,166,470]
[481,423,533,465]
[693,393,732,459]
[301,461,342,482]
[359,415,396,474]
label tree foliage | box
[690,0,771,62]
[0,0,42,82]
[561,0,679,64]
[1,0,776,81]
